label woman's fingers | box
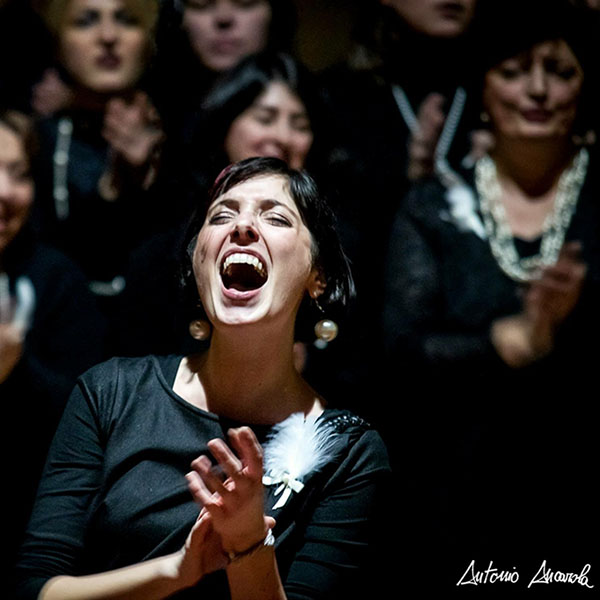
[186,467,216,505]
[207,438,244,481]
[228,427,264,481]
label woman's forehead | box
[211,174,296,209]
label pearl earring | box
[314,318,338,342]
[189,319,211,341]
[313,297,338,344]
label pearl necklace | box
[391,84,467,187]
[53,117,73,221]
[475,149,588,282]
[51,116,126,297]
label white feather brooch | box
[262,413,336,510]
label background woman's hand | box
[186,427,272,556]
[102,92,164,168]
[0,322,23,383]
[525,241,586,331]
[406,93,446,181]
[31,68,74,117]
[492,241,587,367]
[99,92,164,199]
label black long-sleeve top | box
[380,160,599,587]
[15,354,392,600]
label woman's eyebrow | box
[208,198,239,212]
[259,199,299,216]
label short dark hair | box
[180,157,354,341]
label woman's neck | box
[491,136,577,196]
[385,24,469,94]
[184,323,322,425]
[70,85,136,113]
[488,136,579,240]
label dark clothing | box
[15,354,392,600]
[0,1,53,113]
[112,222,205,357]
[31,111,175,333]
[3,241,105,585]
[382,161,599,592]
[307,31,480,414]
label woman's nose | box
[214,1,235,28]
[98,18,119,44]
[272,120,293,147]
[526,64,548,100]
[230,215,259,244]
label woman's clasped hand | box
[186,428,276,559]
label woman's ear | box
[307,268,327,300]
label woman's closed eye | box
[71,9,100,27]
[114,9,141,27]
[252,107,277,125]
[264,212,292,227]
[209,211,236,225]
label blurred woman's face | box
[381,0,477,38]
[483,40,584,142]
[182,0,272,72]
[58,0,149,94]
[224,82,314,170]
[0,124,34,255]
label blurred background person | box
[31,0,167,342]
[382,0,598,591]
[311,0,481,414]
[1,108,105,588]
[150,0,297,148]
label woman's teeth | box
[221,252,266,278]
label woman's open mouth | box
[220,252,268,292]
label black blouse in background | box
[381,159,599,589]
[15,354,392,600]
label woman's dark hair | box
[180,157,354,341]
[185,51,326,183]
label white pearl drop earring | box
[312,296,338,344]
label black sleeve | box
[14,375,106,600]
[17,249,107,415]
[382,201,500,370]
[283,430,393,600]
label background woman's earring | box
[313,299,338,343]
[189,319,211,341]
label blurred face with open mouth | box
[192,174,320,331]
